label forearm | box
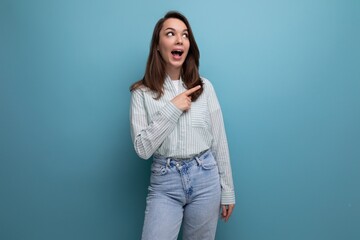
[131,101,182,159]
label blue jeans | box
[141,150,221,240]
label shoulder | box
[200,76,216,93]
[131,85,152,96]
[200,76,210,85]
[131,85,160,103]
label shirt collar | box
[164,74,183,93]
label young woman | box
[130,11,235,240]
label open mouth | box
[171,50,184,57]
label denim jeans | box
[141,150,221,240]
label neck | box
[166,66,181,80]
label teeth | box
[171,50,183,56]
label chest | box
[143,90,210,128]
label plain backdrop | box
[1,0,359,239]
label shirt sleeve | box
[206,81,236,205]
[130,89,183,159]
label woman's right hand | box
[171,85,201,111]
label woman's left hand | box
[221,204,235,222]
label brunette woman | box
[130,11,235,240]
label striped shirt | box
[130,76,235,204]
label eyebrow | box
[164,27,188,32]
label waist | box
[153,149,210,165]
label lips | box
[171,49,184,57]
[170,49,184,61]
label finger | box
[184,85,201,96]
[221,205,227,219]
[222,206,226,216]
[225,205,235,221]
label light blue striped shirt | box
[130,76,235,204]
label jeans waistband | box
[153,149,211,167]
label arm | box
[130,86,201,159]
[207,82,236,205]
[130,89,182,159]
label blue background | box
[1,0,359,239]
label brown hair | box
[130,11,203,101]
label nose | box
[176,34,183,45]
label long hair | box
[130,11,203,101]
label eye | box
[166,32,174,37]
[182,33,189,38]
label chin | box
[169,60,185,68]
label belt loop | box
[166,158,171,168]
[195,157,202,166]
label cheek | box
[184,41,190,51]
[159,38,171,50]
[158,42,167,55]
[159,48,169,60]
[184,43,190,56]
[159,44,171,57]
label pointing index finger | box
[184,85,201,96]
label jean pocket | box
[201,152,217,170]
[151,163,168,176]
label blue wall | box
[1,0,359,239]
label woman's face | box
[158,18,190,74]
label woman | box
[130,11,235,240]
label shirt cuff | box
[161,102,182,123]
[221,191,236,205]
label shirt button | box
[176,163,180,167]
